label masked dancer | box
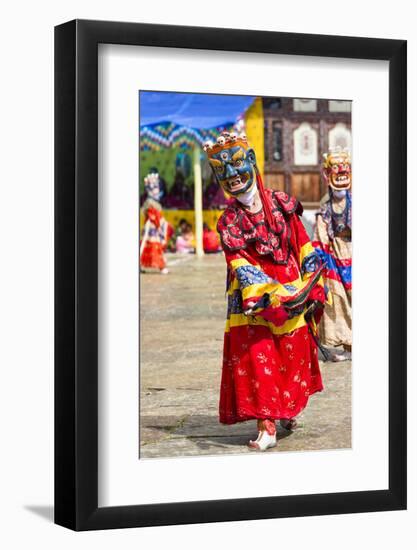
[313,148,352,361]
[140,172,170,274]
[204,132,327,451]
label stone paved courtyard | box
[140,253,351,459]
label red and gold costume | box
[204,132,327,437]
[218,189,325,424]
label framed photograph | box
[55,19,406,530]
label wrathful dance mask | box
[322,148,351,191]
[203,132,257,199]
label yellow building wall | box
[245,97,264,178]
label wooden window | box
[263,97,282,110]
[293,99,317,112]
[290,173,321,203]
[272,122,282,162]
[293,123,318,165]
[328,100,352,112]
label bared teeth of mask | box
[229,178,245,190]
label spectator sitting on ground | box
[167,218,187,252]
[203,222,222,253]
[176,222,195,254]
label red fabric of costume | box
[217,190,324,424]
[140,241,166,270]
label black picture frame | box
[55,19,407,531]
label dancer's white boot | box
[248,419,277,451]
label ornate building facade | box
[262,97,351,206]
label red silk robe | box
[217,190,325,424]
